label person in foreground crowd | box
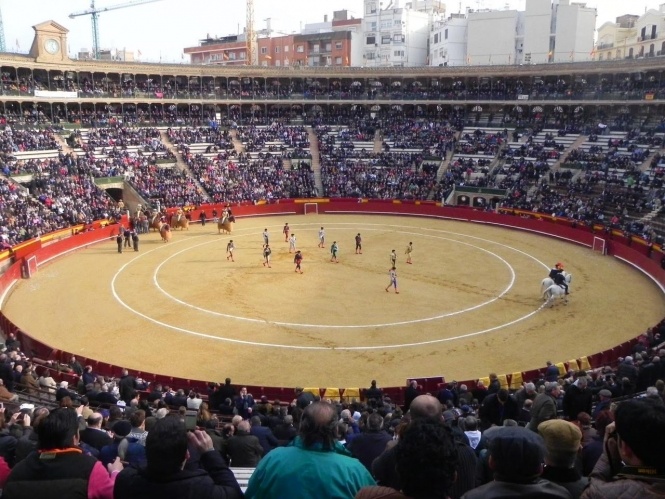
[373,395,478,499]
[527,381,561,432]
[581,398,665,498]
[538,419,588,498]
[113,415,242,499]
[224,419,263,467]
[461,426,571,499]
[581,410,614,477]
[347,412,392,473]
[356,417,458,499]
[4,407,122,499]
[245,401,375,498]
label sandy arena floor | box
[4,214,665,388]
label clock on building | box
[44,38,60,55]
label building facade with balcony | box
[184,11,359,67]
[595,15,639,62]
[635,7,665,58]
[594,6,665,62]
[290,31,356,67]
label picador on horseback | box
[549,262,569,295]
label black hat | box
[112,420,132,438]
[489,427,545,480]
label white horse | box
[540,272,572,296]
[543,284,569,307]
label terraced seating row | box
[236,124,311,160]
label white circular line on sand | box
[150,230,516,328]
[110,221,553,349]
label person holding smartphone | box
[581,398,665,498]
[114,416,242,499]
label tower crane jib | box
[69,0,164,59]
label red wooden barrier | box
[0,202,663,406]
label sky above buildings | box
[4,0,664,62]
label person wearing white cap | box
[55,381,76,403]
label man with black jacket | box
[273,415,297,446]
[118,370,137,404]
[5,407,122,499]
[96,385,119,406]
[114,416,242,499]
[0,355,14,393]
[347,412,392,473]
[80,413,113,452]
[562,377,592,421]
[479,389,520,431]
[294,387,315,409]
[364,380,383,404]
[217,379,236,407]
[249,416,279,455]
[224,420,263,467]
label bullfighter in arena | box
[294,250,303,274]
[386,267,399,294]
[262,244,272,268]
[226,240,235,262]
[318,227,325,248]
[330,241,339,263]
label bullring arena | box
[1,22,665,397]
[3,204,665,389]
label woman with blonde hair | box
[197,402,211,426]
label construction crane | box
[0,2,6,53]
[246,0,257,65]
[69,0,163,59]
